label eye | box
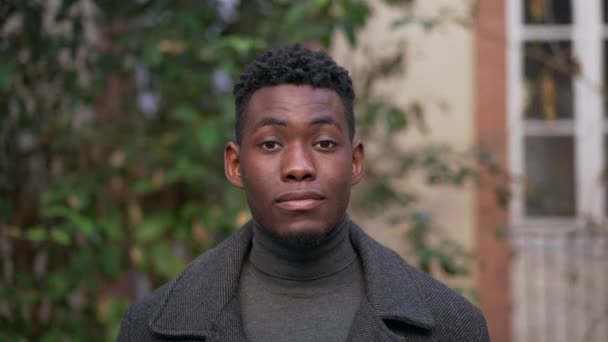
[260,140,281,151]
[314,140,337,150]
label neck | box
[249,217,356,281]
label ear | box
[351,141,365,185]
[224,141,244,188]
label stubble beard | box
[262,222,337,251]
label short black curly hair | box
[233,44,355,144]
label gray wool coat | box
[117,220,490,341]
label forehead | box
[244,84,346,125]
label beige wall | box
[333,0,476,260]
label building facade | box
[337,1,608,341]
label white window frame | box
[507,0,605,234]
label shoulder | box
[404,264,490,340]
[117,224,253,340]
[351,224,489,341]
[117,283,171,341]
[116,247,222,341]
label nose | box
[281,143,316,182]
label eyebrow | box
[256,117,287,129]
[254,115,340,130]
[309,116,339,128]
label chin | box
[275,226,331,250]
[267,219,336,249]
[284,216,335,234]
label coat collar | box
[149,222,253,340]
[149,220,435,340]
[349,222,435,328]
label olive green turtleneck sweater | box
[238,217,364,342]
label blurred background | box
[1,0,607,341]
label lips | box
[274,190,325,211]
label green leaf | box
[143,44,162,65]
[215,36,265,56]
[100,216,123,240]
[314,0,330,9]
[166,158,206,184]
[50,229,71,245]
[385,107,407,132]
[422,20,435,31]
[66,212,96,237]
[391,17,414,29]
[179,202,201,221]
[285,3,315,25]
[103,297,131,339]
[47,271,75,301]
[418,247,434,273]
[411,211,430,225]
[197,121,221,153]
[97,245,121,279]
[339,1,369,45]
[0,62,14,91]
[364,102,383,126]
[345,1,369,26]
[134,213,171,243]
[40,205,72,218]
[174,105,199,123]
[70,249,94,274]
[133,178,156,195]
[25,227,47,242]
[343,22,357,46]
[149,244,183,279]
[438,252,469,276]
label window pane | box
[523,0,572,24]
[523,42,574,120]
[525,136,575,216]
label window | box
[508,1,605,230]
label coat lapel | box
[347,298,400,341]
[349,223,436,340]
[149,222,253,340]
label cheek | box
[320,155,353,189]
[241,158,277,199]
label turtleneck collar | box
[249,216,357,281]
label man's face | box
[224,84,364,240]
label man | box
[118,44,490,341]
